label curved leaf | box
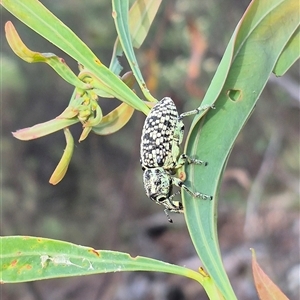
[12,118,79,141]
[0,236,222,299]
[183,0,299,299]
[79,126,93,143]
[92,102,134,135]
[251,249,289,300]
[49,128,74,185]
[82,104,103,128]
[273,27,300,76]
[5,21,88,89]
[1,0,149,114]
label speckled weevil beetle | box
[140,97,214,222]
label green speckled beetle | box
[140,97,213,222]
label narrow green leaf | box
[1,0,149,114]
[183,0,299,299]
[0,236,222,298]
[128,0,162,48]
[49,128,74,185]
[5,21,88,89]
[12,118,79,141]
[109,0,162,74]
[273,27,300,76]
[112,0,157,103]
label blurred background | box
[1,0,299,299]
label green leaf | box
[49,128,74,185]
[5,21,88,89]
[92,102,134,135]
[1,0,149,114]
[112,0,158,102]
[128,0,162,49]
[12,118,79,141]
[0,236,222,298]
[109,0,162,75]
[273,27,300,76]
[183,0,299,299]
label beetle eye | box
[154,195,166,202]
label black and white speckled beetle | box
[140,97,213,222]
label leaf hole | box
[227,89,242,102]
